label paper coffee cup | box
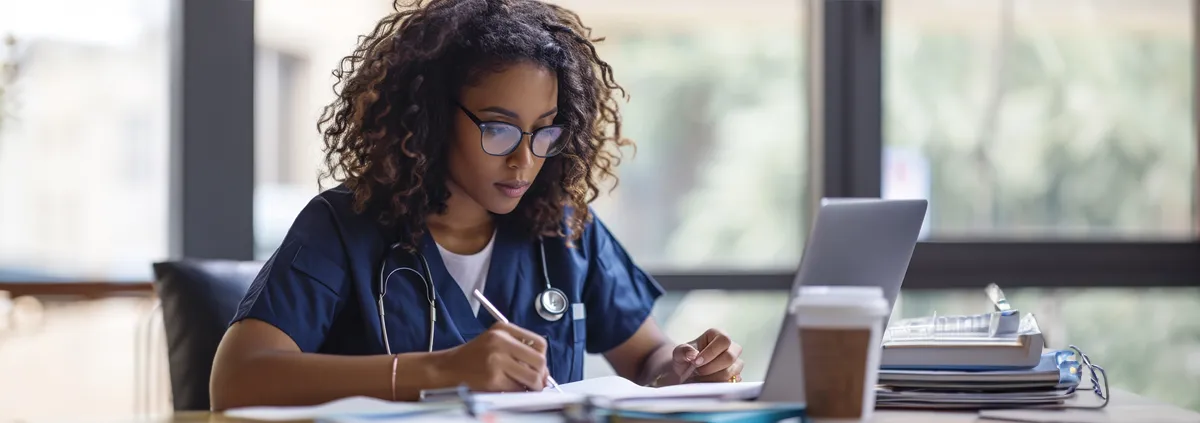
[790,286,889,422]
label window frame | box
[169,0,256,261]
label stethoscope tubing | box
[377,239,565,355]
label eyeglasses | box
[456,103,566,158]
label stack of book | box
[874,284,1092,410]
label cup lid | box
[790,285,889,316]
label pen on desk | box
[471,289,564,393]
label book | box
[880,312,1044,370]
[879,350,1079,388]
[419,376,764,413]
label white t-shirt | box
[436,231,497,317]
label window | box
[564,0,808,271]
[878,0,1200,412]
[884,0,1196,239]
[253,0,392,259]
[254,46,316,259]
[0,0,170,282]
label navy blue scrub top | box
[231,186,665,384]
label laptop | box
[756,198,928,402]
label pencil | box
[472,289,565,393]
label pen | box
[471,289,564,393]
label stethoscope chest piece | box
[535,287,569,322]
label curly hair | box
[317,0,630,252]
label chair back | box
[152,260,263,411]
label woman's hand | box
[435,322,549,392]
[670,328,744,383]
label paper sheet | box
[329,410,567,423]
[470,376,764,411]
[646,380,764,400]
[548,375,650,396]
[223,396,453,421]
[225,377,765,419]
[470,391,587,412]
[546,375,761,400]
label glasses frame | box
[455,102,566,158]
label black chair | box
[152,259,263,411]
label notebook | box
[223,396,459,421]
[441,376,764,412]
[879,350,1081,388]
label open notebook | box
[222,376,764,421]
[470,376,763,411]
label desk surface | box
[152,389,1200,423]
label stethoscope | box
[376,238,569,355]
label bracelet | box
[391,354,400,401]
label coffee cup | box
[790,285,890,422]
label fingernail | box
[686,351,697,361]
[694,356,705,366]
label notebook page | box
[545,375,654,396]
[539,375,761,399]
[224,396,453,421]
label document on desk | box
[559,375,762,400]
[328,409,566,423]
[223,396,457,421]
[471,376,764,411]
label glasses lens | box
[479,123,522,155]
[531,126,565,157]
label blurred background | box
[0,0,1196,420]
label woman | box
[210,0,744,410]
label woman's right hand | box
[435,322,549,392]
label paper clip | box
[418,384,481,417]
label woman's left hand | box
[670,328,744,383]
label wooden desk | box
[145,390,1200,423]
